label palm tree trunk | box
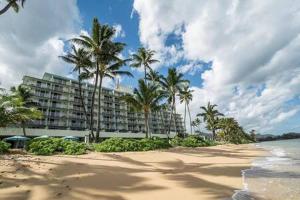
[160,110,166,135]
[78,68,88,128]
[96,74,103,142]
[187,103,192,135]
[212,129,216,140]
[144,66,147,84]
[144,112,149,138]
[90,63,99,141]
[184,102,187,135]
[173,103,178,135]
[21,121,26,136]
[0,0,17,15]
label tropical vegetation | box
[0,16,256,154]
[0,0,26,15]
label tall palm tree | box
[121,79,164,138]
[10,85,42,135]
[178,86,193,135]
[94,42,132,142]
[59,45,92,125]
[130,47,159,84]
[197,102,223,140]
[159,68,189,136]
[0,0,26,15]
[71,18,114,140]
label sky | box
[0,0,300,134]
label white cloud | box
[0,0,81,89]
[133,0,300,134]
[113,24,126,38]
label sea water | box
[233,139,300,200]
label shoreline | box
[0,144,265,200]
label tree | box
[0,86,42,134]
[71,18,114,141]
[60,45,92,126]
[191,118,201,134]
[146,68,160,83]
[178,86,193,135]
[159,68,189,136]
[121,79,165,138]
[71,18,134,142]
[197,102,223,140]
[218,117,250,144]
[10,85,42,135]
[130,47,159,84]
[0,0,26,15]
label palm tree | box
[59,45,92,125]
[146,68,160,83]
[178,86,193,135]
[10,85,42,135]
[0,0,26,15]
[191,117,201,134]
[159,68,189,136]
[121,79,164,138]
[197,102,223,140]
[94,42,132,142]
[71,18,114,140]
[130,47,159,84]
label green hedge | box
[170,135,216,147]
[94,137,171,152]
[28,138,87,155]
[0,141,10,154]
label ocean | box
[233,139,300,200]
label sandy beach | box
[0,144,264,200]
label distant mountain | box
[256,132,300,142]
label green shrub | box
[94,137,170,152]
[170,136,183,147]
[28,138,87,155]
[139,137,170,151]
[0,141,11,154]
[62,141,87,155]
[171,135,215,147]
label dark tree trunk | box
[96,75,103,142]
[187,103,192,135]
[21,121,26,136]
[144,66,147,84]
[0,0,17,15]
[184,102,187,136]
[144,112,149,138]
[90,62,99,141]
[78,68,88,128]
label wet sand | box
[0,144,264,200]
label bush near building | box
[0,141,11,154]
[94,137,171,152]
[170,135,217,147]
[28,138,87,155]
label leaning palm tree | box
[10,85,42,135]
[197,102,223,140]
[130,47,159,83]
[159,68,189,136]
[59,45,92,124]
[121,79,164,138]
[178,86,194,135]
[71,18,115,140]
[0,0,26,15]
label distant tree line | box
[256,132,300,142]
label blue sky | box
[1,0,300,134]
